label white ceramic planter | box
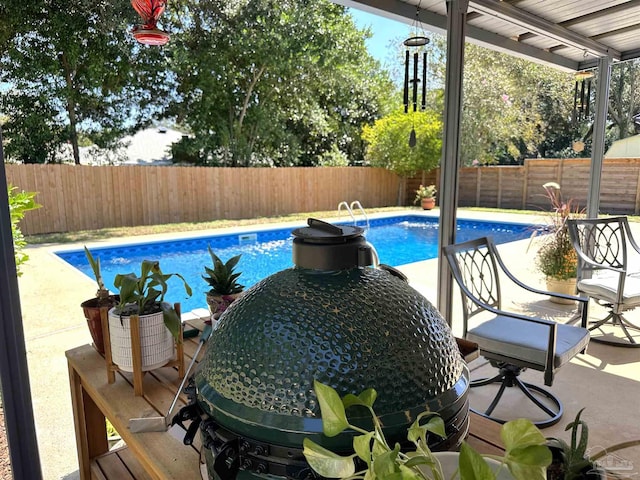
[108,308,174,372]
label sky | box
[348,8,409,68]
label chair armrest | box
[493,251,589,304]
[574,253,627,276]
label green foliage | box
[165,0,393,167]
[460,44,576,165]
[414,184,437,204]
[0,0,170,164]
[8,184,40,276]
[608,59,640,142]
[533,183,582,280]
[202,248,244,295]
[546,409,592,480]
[113,260,192,339]
[547,409,640,480]
[362,109,443,177]
[303,381,551,480]
[170,137,204,165]
[83,246,117,305]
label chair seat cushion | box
[467,316,589,369]
[578,275,640,307]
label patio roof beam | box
[335,0,579,71]
[468,0,621,60]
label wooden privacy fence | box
[10,158,640,235]
[408,157,640,214]
[6,165,399,235]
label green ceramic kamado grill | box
[175,219,469,479]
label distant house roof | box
[74,126,185,165]
[120,126,184,165]
[605,135,640,158]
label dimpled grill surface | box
[195,267,464,421]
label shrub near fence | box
[407,158,640,215]
[6,165,399,235]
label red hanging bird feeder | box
[131,0,169,46]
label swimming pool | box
[56,215,537,312]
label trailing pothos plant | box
[302,381,551,480]
[113,260,192,340]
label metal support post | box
[586,55,612,218]
[0,126,43,479]
[438,0,469,323]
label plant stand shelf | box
[100,305,185,397]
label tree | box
[362,109,442,204]
[0,0,170,164]
[460,44,577,165]
[608,59,640,141]
[165,0,393,166]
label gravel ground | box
[0,404,12,479]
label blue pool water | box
[56,215,537,312]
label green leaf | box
[161,303,182,340]
[501,419,546,451]
[372,445,401,478]
[458,442,495,480]
[403,454,435,469]
[302,438,356,478]
[343,388,376,409]
[505,445,551,480]
[314,380,349,437]
[84,246,105,290]
[497,420,551,480]
[354,432,374,464]
[408,413,446,444]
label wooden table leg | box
[68,361,109,480]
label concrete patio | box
[17,209,640,479]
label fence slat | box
[5,165,399,235]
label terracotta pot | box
[421,197,436,210]
[206,292,242,319]
[81,295,119,354]
[546,277,577,305]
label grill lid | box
[291,218,374,270]
[194,265,468,450]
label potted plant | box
[303,381,551,480]
[203,247,244,319]
[414,184,437,210]
[533,182,582,304]
[108,260,192,372]
[81,247,119,354]
[547,409,640,480]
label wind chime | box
[571,70,594,152]
[131,0,170,46]
[403,6,429,148]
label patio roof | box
[337,0,640,72]
[335,0,640,320]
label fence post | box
[522,160,529,209]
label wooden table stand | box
[100,304,185,396]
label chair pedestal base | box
[588,310,640,348]
[470,363,563,429]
